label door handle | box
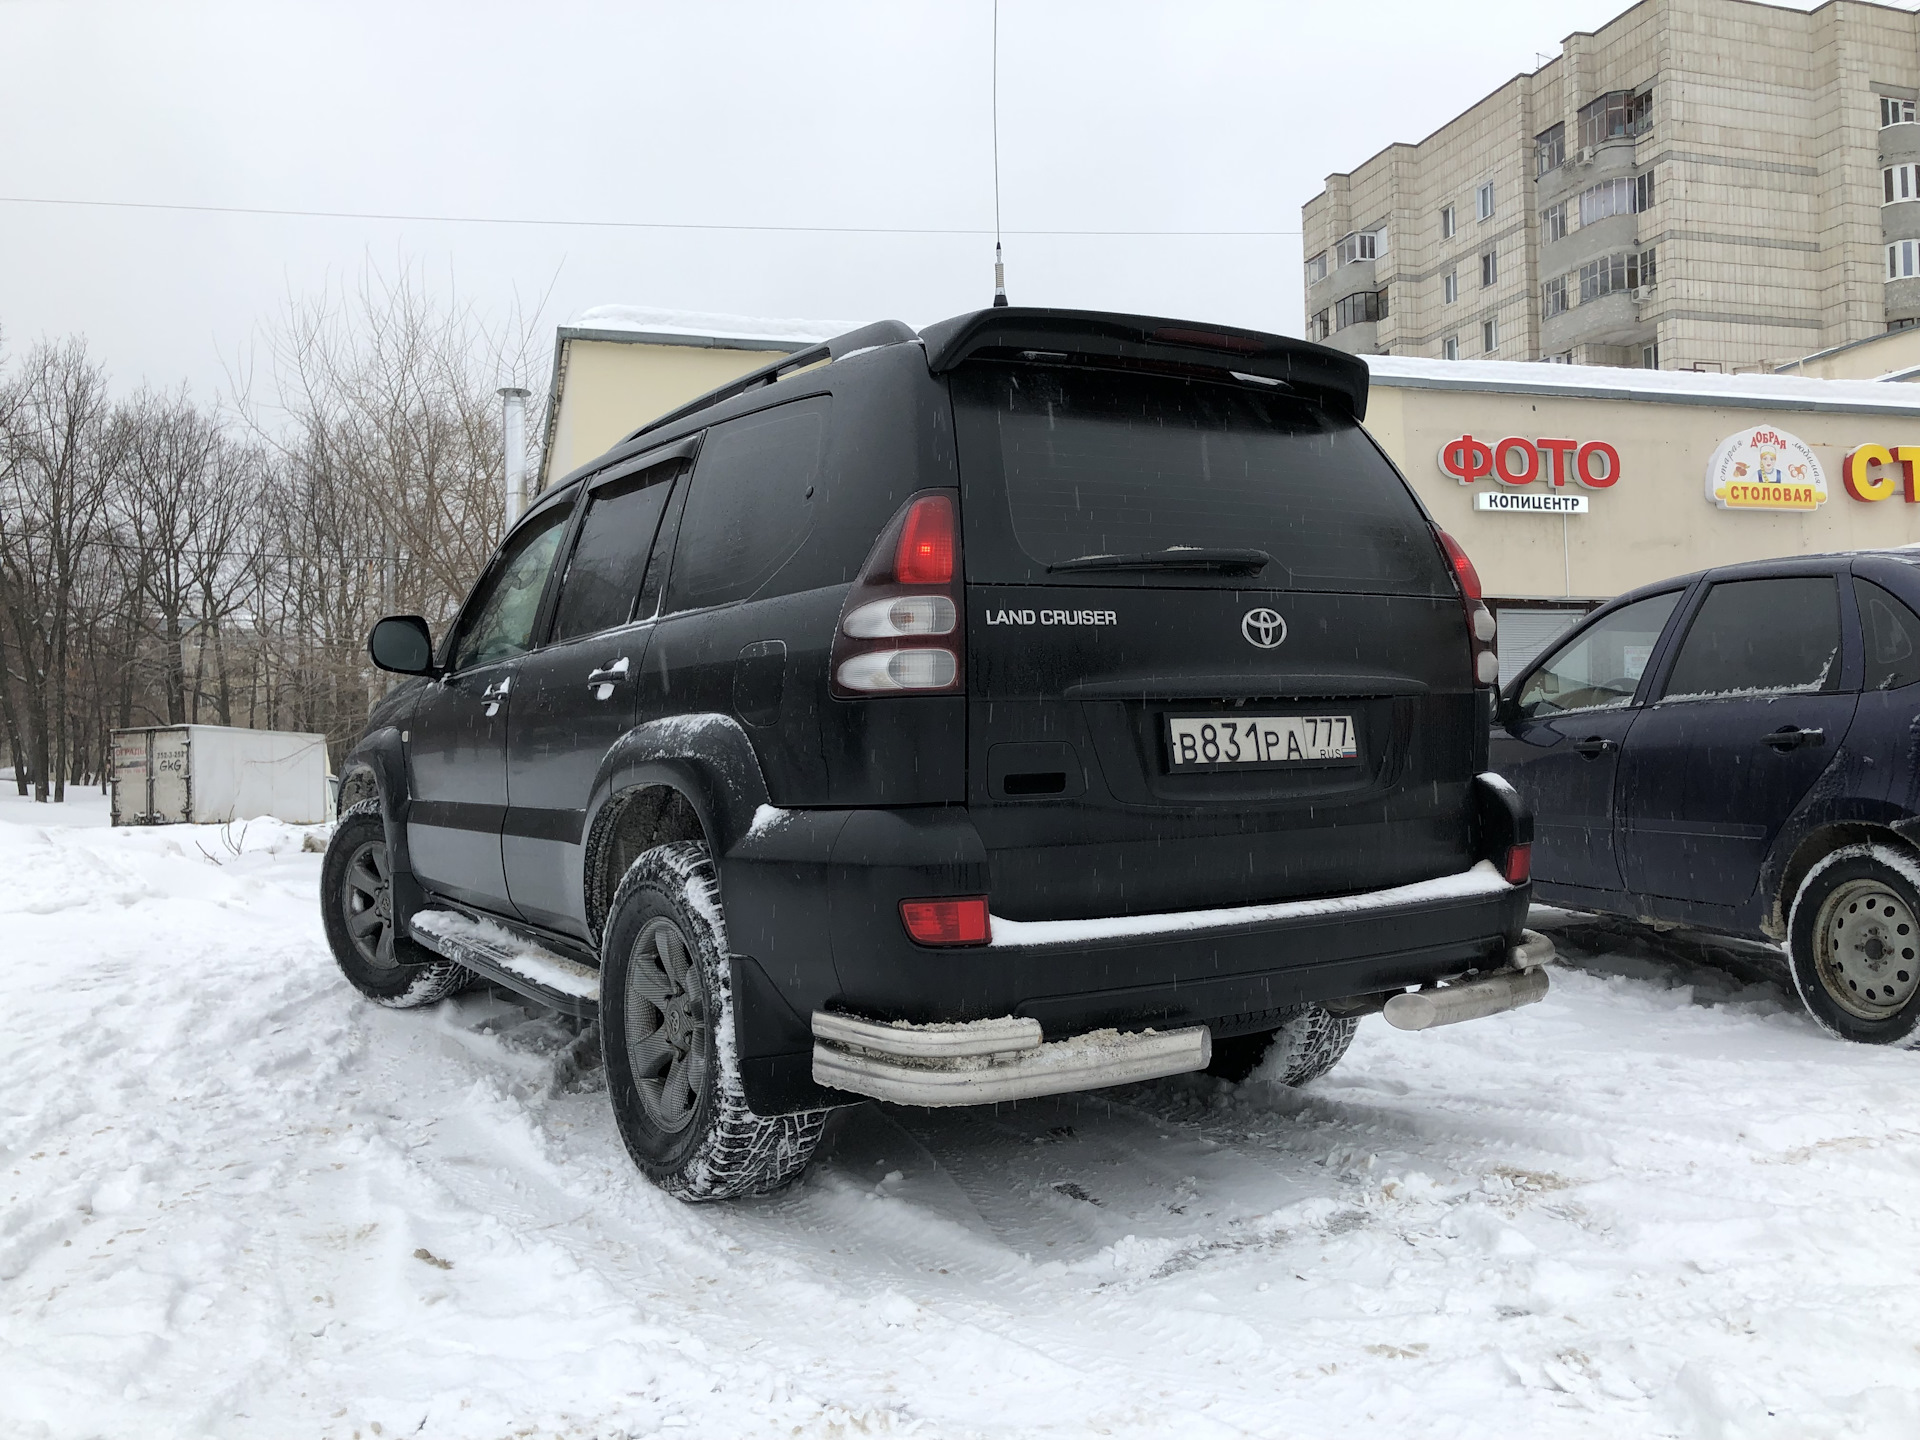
[586,656,631,701]
[1761,725,1825,752]
[1572,736,1617,758]
[481,675,511,717]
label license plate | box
[1165,714,1358,769]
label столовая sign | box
[1705,426,1827,511]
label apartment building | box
[1301,0,1920,372]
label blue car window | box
[1857,578,1920,692]
[1517,590,1680,717]
[1661,576,1841,702]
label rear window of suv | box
[950,361,1449,594]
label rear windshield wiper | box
[1046,547,1273,576]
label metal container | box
[110,725,330,826]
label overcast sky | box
[0,0,1849,400]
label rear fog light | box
[900,896,992,946]
[837,647,958,692]
[1501,843,1532,885]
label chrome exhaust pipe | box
[1383,964,1550,1031]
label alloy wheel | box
[342,838,396,970]
[624,917,711,1133]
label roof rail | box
[626,319,917,442]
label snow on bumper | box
[811,1011,1211,1107]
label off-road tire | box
[1788,843,1920,1046]
[1207,1004,1359,1085]
[599,840,825,1202]
[321,800,474,1008]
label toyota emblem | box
[1241,608,1286,649]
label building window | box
[1643,343,1661,369]
[1535,123,1566,176]
[1888,239,1920,280]
[1892,317,1920,332]
[1546,352,1573,364]
[1308,308,1331,341]
[1578,88,1653,149]
[1577,172,1655,226]
[1333,289,1388,329]
[1305,251,1328,285]
[1579,248,1655,302]
[1886,165,1920,204]
[1542,275,1569,318]
[1541,201,1568,243]
[1883,96,1917,127]
[1443,336,1460,360]
[1477,181,1496,221]
[1482,318,1499,354]
[1481,249,1498,287]
[1441,204,1456,239]
[1336,227,1385,265]
[1443,269,1458,304]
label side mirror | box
[1495,690,1523,726]
[369,615,439,676]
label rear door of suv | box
[948,359,1475,922]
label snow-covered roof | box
[1364,354,1920,416]
[563,305,867,351]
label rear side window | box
[1857,577,1920,691]
[549,462,682,642]
[667,397,829,611]
[950,362,1448,593]
[1517,591,1679,717]
[1661,576,1841,701]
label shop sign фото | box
[1439,434,1621,495]
[1705,426,1827,511]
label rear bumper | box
[721,806,1531,1114]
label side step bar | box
[812,1012,1210,1106]
[409,909,600,1020]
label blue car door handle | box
[1573,736,1617,758]
[1761,725,1824,751]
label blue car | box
[1493,549,1920,1045]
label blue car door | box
[1616,570,1860,916]
[1491,589,1684,896]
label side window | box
[448,501,573,671]
[1661,576,1841,702]
[1517,591,1680,717]
[1857,578,1920,691]
[666,397,829,612]
[549,462,683,642]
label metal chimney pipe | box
[498,386,532,525]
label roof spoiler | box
[917,307,1371,421]
[627,318,918,442]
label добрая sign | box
[1705,426,1827,511]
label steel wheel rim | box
[624,916,710,1134]
[1816,877,1920,1020]
[342,838,396,970]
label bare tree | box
[0,338,123,800]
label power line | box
[0,194,1300,239]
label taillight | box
[1500,843,1532,886]
[900,896,991,946]
[831,492,965,697]
[1435,528,1499,688]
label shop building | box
[537,307,854,489]
[1302,0,1920,373]
[1364,354,1920,678]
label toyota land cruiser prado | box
[323,308,1551,1201]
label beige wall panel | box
[1368,383,1920,600]
[544,339,788,485]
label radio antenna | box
[991,0,1008,306]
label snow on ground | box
[4,793,1920,1439]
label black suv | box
[323,308,1550,1202]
